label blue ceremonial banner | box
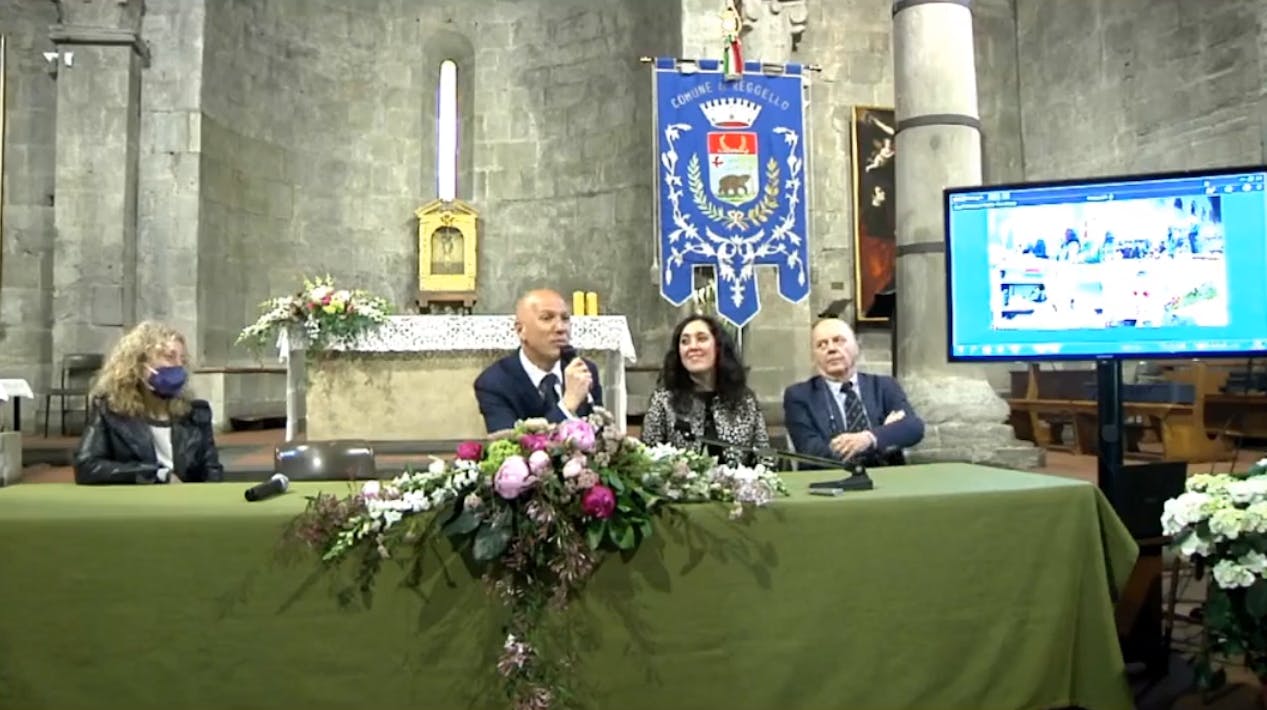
[652,57,810,328]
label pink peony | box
[527,449,552,475]
[580,484,616,519]
[519,433,551,452]
[555,419,596,452]
[456,441,484,461]
[561,456,586,479]
[494,456,534,500]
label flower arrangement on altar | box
[236,275,392,352]
[1162,457,1267,688]
[285,408,788,710]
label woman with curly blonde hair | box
[74,321,224,485]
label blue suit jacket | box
[782,373,924,467]
[473,353,603,434]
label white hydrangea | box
[1161,491,1214,536]
[1177,530,1212,558]
[1213,559,1257,589]
[1209,508,1249,541]
[1241,551,1267,575]
[1226,477,1267,505]
[1187,473,1237,494]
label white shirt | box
[518,349,575,419]
[149,424,179,482]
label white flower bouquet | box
[1163,457,1267,687]
[236,274,391,352]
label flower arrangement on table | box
[1162,457,1267,688]
[236,274,392,352]
[286,408,788,710]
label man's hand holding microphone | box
[560,347,593,414]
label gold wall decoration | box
[415,198,478,313]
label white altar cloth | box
[277,316,638,440]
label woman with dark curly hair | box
[640,314,770,467]
[73,321,224,485]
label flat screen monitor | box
[945,165,1267,361]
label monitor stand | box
[1096,357,1169,679]
[1095,357,1125,505]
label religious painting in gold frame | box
[415,198,478,312]
[851,106,896,323]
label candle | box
[572,291,585,316]
[585,291,599,316]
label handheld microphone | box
[244,473,290,502]
[559,345,596,406]
[559,345,578,369]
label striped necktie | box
[841,382,870,433]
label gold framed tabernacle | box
[416,198,478,313]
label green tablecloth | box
[0,463,1136,710]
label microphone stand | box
[692,435,875,492]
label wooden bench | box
[1154,359,1267,440]
[1006,363,1234,462]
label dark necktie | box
[841,382,870,433]
[539,373,560,412]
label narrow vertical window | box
[436,60,459,201]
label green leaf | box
[610,520,636,551]
[1247,579,1267,619]
[606,474,626,493]
[442,507,480,537]
[637,518,654,540]
[1206,587,1233,627]
[585,521,607,550]
[473,522,512,561]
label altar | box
[279,315,638,442]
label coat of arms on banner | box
[652,57,810,328]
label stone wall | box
[0,1,59,423]
[974,0,1266,393]
[200,0,424,366]
[799,0,893,322]
[138,0,204,355]
[457,0,679,331]
[197,0,681,369]
[1015,0,1263,179]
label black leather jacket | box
[74,397,225,484]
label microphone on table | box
[244,473,290,502]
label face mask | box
[148,366,187,399]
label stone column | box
[891,0,1041,468]
[49,0,149,361]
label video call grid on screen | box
[944,167,1267,361]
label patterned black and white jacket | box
[640,386,773,468]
